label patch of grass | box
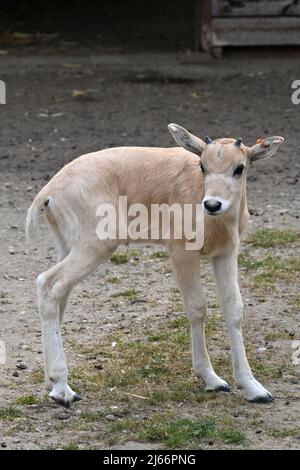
[291,294,300,313]
[15,394,42,405]
[252,256,300,288]
[239,252,300,289]
[208,302,219,309]
[79,409,106,421]
[60,441,79,450]
[245,229,297,248]
[219,417,246,444]
[110,253,129,264]
[68,316,194,399]
[30,368,44,384]
[148,390,169,405]
[0,406,23,421]
[111,289,139,301]
[268,427,300,438]
[139,417,215,447]
[106,276,121,284]
[238,252,272,270]
[264,331,291,342]
[108,414,245,448]
[150,250,169,260]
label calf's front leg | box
[212,250,273,403]
[169,244,230,392]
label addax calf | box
[26,124,284,407]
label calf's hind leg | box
[37,249,101,406]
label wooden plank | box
[213,0,300,17]
[195,0,213,51]
[212,17,300,46]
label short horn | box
[235,138,242,147]
[205,136,212,145]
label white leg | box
[37,249,100,406]
[169,243,230,392]
[43,242,70,390]
[212,250,273,402]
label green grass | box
[79,410,107,421]
[139,417,215,447]
[68,315,229,412]
[30,368,44,384]
[68,316,194,399]
[108,415,245,448]
[150,250,169,260]
[15,394,43,405]
[110,253,129,264]
[267,427,300,438]
[106,276,121,284]
[0,406,23,421]
[238,252,300,289]
[291,294,300,312]
[111,289,139,301]
[264,331,291,342]
[245,229,298,248]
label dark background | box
[0,0,195,52]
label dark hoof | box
[206,383,230,393]
[215,384,231,393]
[50,393,82,408]
[50,396,71,408]
[249,393,274,404]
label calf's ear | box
[168,123,206,157]
[248,136,284,162]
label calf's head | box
[168,123,284,217]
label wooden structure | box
[195,0,300,51]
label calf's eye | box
[233,164,245,177]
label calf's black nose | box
[204,199,222,213]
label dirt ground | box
[0,50,299,450]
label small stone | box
[257,347,267,353]
[105,414,116,422]
[1,442,7,448]
[256,429,262,434]
[12,371,19,377]
[16,362,27,370]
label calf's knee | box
[186,299,207,324]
